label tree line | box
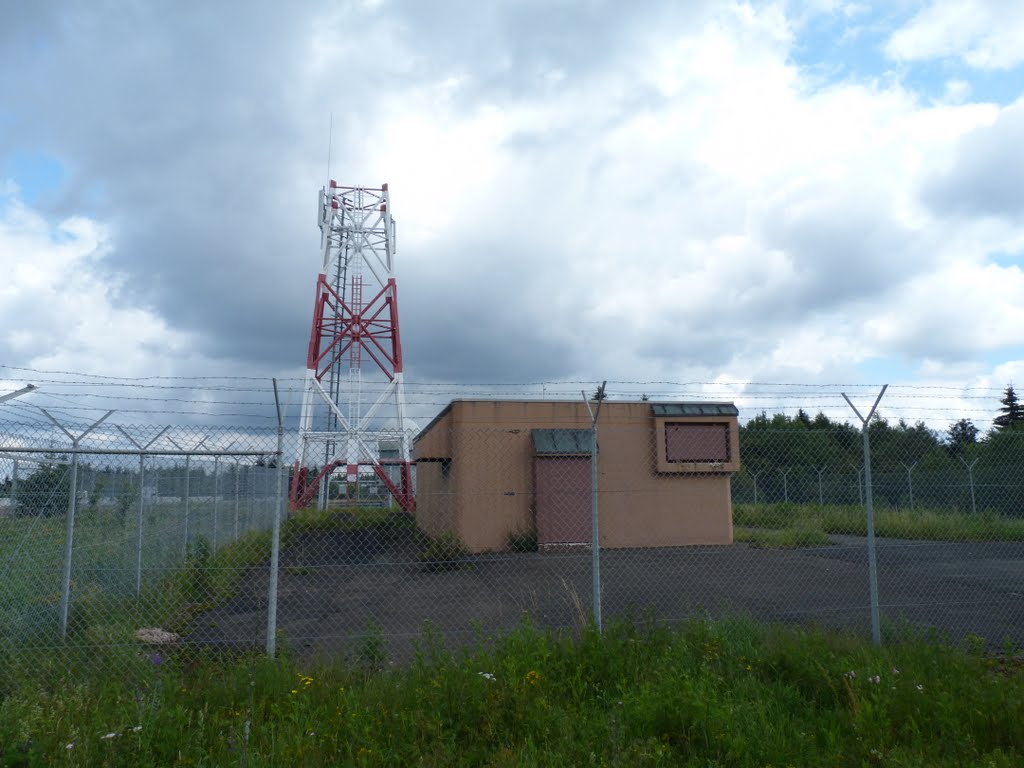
[735,385,1024,515]
[1,456,279,517]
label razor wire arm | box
[0,384,38,404]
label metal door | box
[534,456,591,545]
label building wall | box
[415,461,455,539]
[412,400,738,552]
[413,408,455,539]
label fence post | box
[44,409,114,640]
[117,426,168,597]
[842,386,887,647]
[234,458,241,540]
[959,456,979,514]
[267,379,287,657]
[170,436,207,557]
[583,382,605,632]
[901,461,917,509]
[751,471,760,505]
[212,455,220,550]
[183,454,191,556]
[779,468,791,503]
[849,463,863,505]
[815,466,826,506]
[137,453,146,593]
[60,449,80,639]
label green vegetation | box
[736,408,1024,516]
[1,617,1022,766]
[1,503,279,678]
[734,523,833,548]
[11,459,70,516]
[734,503,1024,542]
[285,505,416,537]
[0,502,425,651]
[0,504,416,655]
[419,532,470,571]
[994,384,1024,431]
[508,528,539,552]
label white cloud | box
[863,261,1024,357]
[886,0,1024,70]
[942,78,971,104]
[0,189,195,378]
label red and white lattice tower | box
[291,182,414,512]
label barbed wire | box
[2,366,1013,431]
[2,363,1014,392]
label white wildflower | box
[479,672,495,681]
[869,675,881,684]
[916,684,924,692]
[100,732,117,740]
[65,743,74,751]
[130,726,142,733]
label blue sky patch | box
[3,150,64,204]
[790,7,1024,107]
[988,250,1024,269]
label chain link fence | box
[0,419,283,679]
[1,399,1022,680]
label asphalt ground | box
[187,527,1024,663]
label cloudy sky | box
[2,0,1024,427]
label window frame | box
[654,416,740,473]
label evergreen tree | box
[946,418,979,455]
[811,411,832,429]
[993,384,1024,431]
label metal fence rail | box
[1,400,1023,680]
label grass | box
[734,502,1024,542]
[0,502,266,648]
[0,503,435,718]
[734,524,834,548]
[1,616,1022,766]
[0,501,413,684]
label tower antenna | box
[326,112,333,188]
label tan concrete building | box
[413,400,740,552]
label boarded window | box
[664,422,730,463]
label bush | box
[419,533,469,571]
[508,529,538,552]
